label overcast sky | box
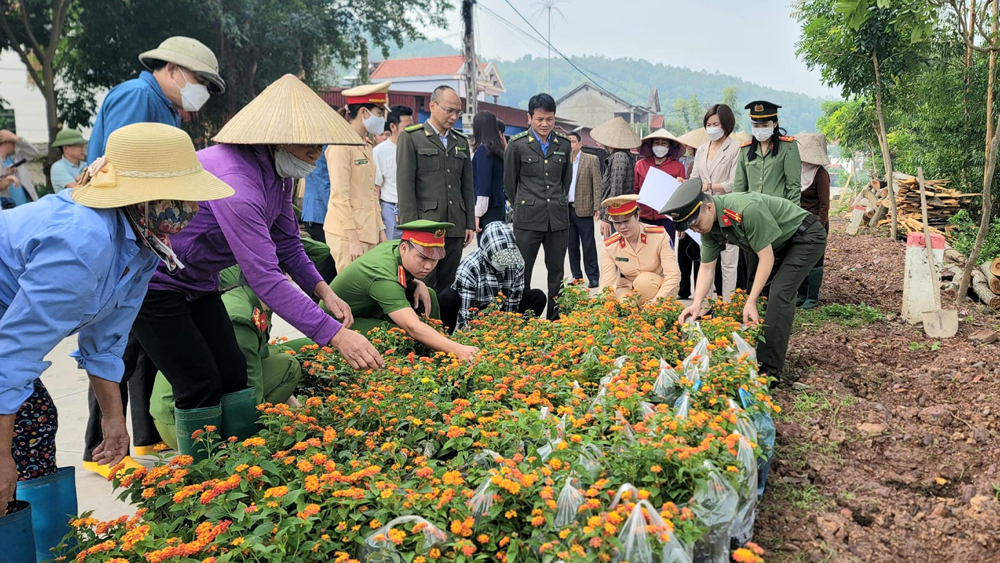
[425,0,839,99]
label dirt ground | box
[755,219,1000,563]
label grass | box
[770,480,833,511]
[794,303,884,332]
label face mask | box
[752,127,773,143]
[364,110,386,137]
[173,68,210,112]
[274,149,317,178]
[652,145,669,158]
[706,126,724,141]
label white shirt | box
[568,152,581,203]
[373,139,398,203]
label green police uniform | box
[148,238,330,450]
[503,128,574,319]
[330,221,451,336]
[731,136,802,205]
[662,185,826,379]
[396,122,474,292]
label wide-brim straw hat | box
[72,122,234,209]
[731,130,751,144]
[677,128,709,149]
[213,74,362,146]
[642,128,681,146]
[590,117,641,150]
[139,36,225,94]
[796,132,831,166]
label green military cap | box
[398,219,455,260]
[51,128,87,148]
[659,178,706,232]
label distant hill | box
[376,40,831,134]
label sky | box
[425,0,840,99]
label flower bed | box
[62,288,775,563]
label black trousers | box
[303,222,325,243]
[514,227,568,320]
[738,250,760,293]
[425,236,464,293]
[302,222,337,285]
[567,206,599,283]
[130,290,247,410]
[478,206,506,245]
[437,287,547,333]
[677,235,701,299]
[82,334,160,461]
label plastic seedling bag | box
[615,499,687,563]
[539,406,550,420]
[421,440,438,459]
[738,388,775,496]
[609,483,640,510]
[639,401,656,418]
[537,438,563,461]
[673,390,691,419]
[683,321,706,341]
[681,339,709,390]
[616,412,637,443]
[472,449,502,468]
[362,516,447,563]
[729,434,758,545]
[652,360,682,404]
[576,444,605,481]
[467,478,494,522]
[730,332,757,364]
[691,462,739,563]
[555,476,586,527]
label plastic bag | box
[576,444,605,481]
[616,499,690,563]
[466,478,494,521]
[421,440,438,459]
[537,439,563,461]
[609,483,640,510]
[681,339,709,390]
[673,390,691,419]
[729,433,758,545]
[691,461,739,563]
[652,360,682,404]
[639,401,656,419]
[683,321,706,341]
[361,516,447,563]
[471,449,502,468]
[615,412,637,443]
[554,476,586,527]
[730,332,757,364]
[738,388,775,496]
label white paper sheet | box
[636,167,680,213]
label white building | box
[369,55,505,102]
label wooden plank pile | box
[866,175,980,237]
[941,253,1000,309]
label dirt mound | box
[755,219,1000,563]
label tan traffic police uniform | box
[598,195,681,302]
[324,82,391,268]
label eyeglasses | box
[438,106,462,117]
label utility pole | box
[462,0,478,133]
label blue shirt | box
[531,128,552,155]
[50,157,87,193]
[2,156,29,206]
[0,190,158,414]
[301,149,329,224]
[87,71,180,162]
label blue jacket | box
[473,145,505,210]
[88,71,180,162]
[0,190,158,414]
[301,149,330,224]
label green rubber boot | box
[221,388,258,443]
[175,404,222,462]
[801,267,824,310]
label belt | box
[797,214,818,234]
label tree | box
[796,0,934,238]
[63,0,450,139]
[722,87,743,131]
[0,0,82,181]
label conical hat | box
[213,74,362,146]
[731,130,751,144]
[590,117,641,150]
[795,132,831,166]
[676,128,709,149]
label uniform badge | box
[434,229,446,238]
[354,159,369,165]
[723,208,742,224]
[397,265,407,288]
[616,257,629,262]
[640,233,647,244]
[754,103,764,112]
[252,307,267,332]
[721,215,732,227]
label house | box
[556,82,652,129]
[369,55,505,103]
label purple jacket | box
[150,144,340,344]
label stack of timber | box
[866,175,980,237]
[941,253,1000,309]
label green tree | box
[722,87,743,131]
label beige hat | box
[632,272,663,304]
[590,117,641,150]
[213,74,362,146]
[341,82,392,112]
[731,130,751,145]
[72,123,234,209]
[642,128,681,145]
[677,128,709,149]
[796,133,831,166]
[139,36,225,94]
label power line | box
[477,4,550,56]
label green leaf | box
[507,538,521,563]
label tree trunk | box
[872,51,898,239]
[966,0,976,115]
[959,0,1000,304]
[41,62,59,194]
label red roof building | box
[369,55,505,103]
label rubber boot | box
[220,388,258,443]
[15,467,77,562]
[0,500,35,563]
[175,404,222,462]
[801,267,824,310]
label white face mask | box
[274,149,317,178]
[706,126,724,141]
[363,109,386,137]
[173,68,210,112]
[652,145,669,158]
[752,127,773,143]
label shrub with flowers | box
[60,287,774,563]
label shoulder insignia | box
[604,233,622,247]
[644,226,665,233]
[451,129,467,138]
[251,307,268,332]
[404,124,424,132]
[779,135,795,142]
[510,131,530,142]
[397,265,407,288]
[554,131,570,140]
[740,140,753,148]
[723,208,743,225]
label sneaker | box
[588,280,599,289]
